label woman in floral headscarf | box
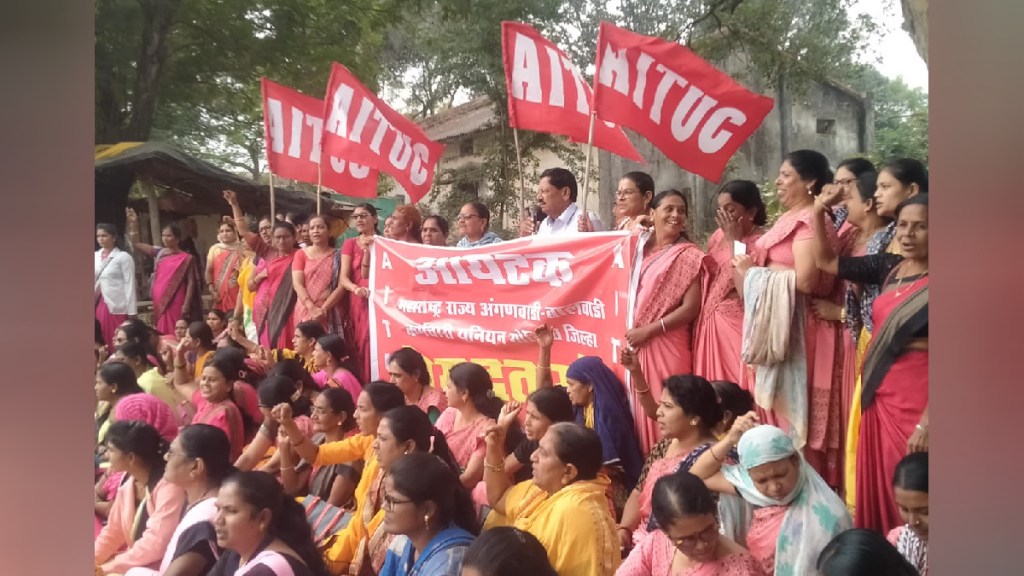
[690,418,851,575]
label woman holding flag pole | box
[224,189,300,351]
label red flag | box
[592,22,775,182]
[501,21,643,162]
[261,78,379,198]
[320,63,445,203]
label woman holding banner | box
[456,202,503,247]
[340,203,379,383]
[126,209,203,335]
[224,190,299,351]
[693,180,767,384]
[731,150,844,488]
[612,171,655,231]
[536,328,644,517]
[292,214,346,332]
[205,218,246,314]
[626,190,711,452]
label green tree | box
[376,0,577,226]
[845,65,928,163]
[96,0,406,177]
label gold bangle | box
[279,465,294,471]
[484,460,504,473]
[537,365,550,370]
[839,308,848,323]
[709,445,725,462]
[633,386,651,394]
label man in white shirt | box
[519,167,604,237]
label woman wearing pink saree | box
[627,190,712,452]
[339,203,379,383]
[292,214,346,332]
[694,181,767,384]
[205,219,245,314]
[224,190,299,351]
[126,209,203,335]
[732,150,845,488]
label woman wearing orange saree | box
[224,190,299,351]
[732,150,844,488]
[626,190,711,452]
[205,219,246,314]
[126,209,203,335]
[693,181,767,384]
[292,214,346,332]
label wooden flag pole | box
[512,127,529,219]
[315,162,323,215]
[269,171,277,222]
[579,110,598,217]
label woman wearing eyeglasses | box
[339,203,380,383]
[456,202,502,248]
[379,452,478,576]
[617,472,763,576]
[612,172,655,231]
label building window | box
[459,138,474,156]
[816,118,836,135]
[457,181,479,199]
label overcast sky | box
[851,0,928,92]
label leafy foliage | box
[96,0,406,176]
[844,65,928,164]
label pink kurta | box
[744,506,787,575]
[694,228,765,383]
[409,385,448,420]
[434,408,493,470]
[94,477,187,574]
[191,391,246,462]
[631,448,698,545]
[744,208,843,486]
[618,530,765,576]
[313,367,363,405]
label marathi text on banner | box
[367,234,635,402]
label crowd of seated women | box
[93,150,929,575]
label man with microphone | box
[518,167,604,237]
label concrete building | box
[414,63,872,238]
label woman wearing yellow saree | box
[483,422,620,576]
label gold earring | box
[423,514,430,526]
[690,419,698,425]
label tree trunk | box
[124,0,183,141]
[777,68,791,159]
[900,0,928,66]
